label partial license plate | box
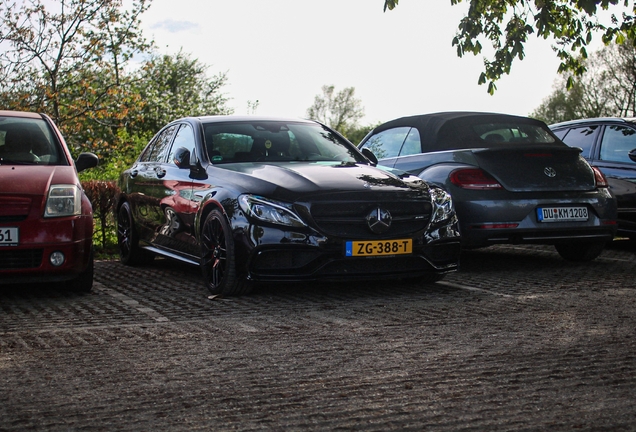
[537,206,588,222]
[345,239,412,257]
[0,227,19,246]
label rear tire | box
[201,209,251,296]
[555,241,605,262]
[117,202,154,266]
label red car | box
[0,110,98,291]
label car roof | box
[0,110,45,119]
[549,117,636,128]
[181,115,317,125]
[371,111,546,136]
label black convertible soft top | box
[371,111,560,152]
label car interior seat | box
[0,127,39,162]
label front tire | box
[117,201,154,266]
[201,209,251,296]
[555,241,605,262]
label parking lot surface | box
[1,243,635,431]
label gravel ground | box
[1,243,635,431]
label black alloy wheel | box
[201,209,250,296]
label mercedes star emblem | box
[366,207,392,234]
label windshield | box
[203,121,366,164]
[0,116,65,165]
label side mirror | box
[361,147,378,166]
[629,149,636,163]
[173,147,191,168]
[75,152,99,173]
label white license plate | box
[0,227,19,246]
[537,206,588,222]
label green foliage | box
[384,0,636,93]
[80,129,153,181]
[531,40,636,123]
[0,0,153,157]
[307,85,365,137]
[133,50,234,134]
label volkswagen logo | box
[544,167,557,178]
[366,207,392,234]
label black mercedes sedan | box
[358,112,618,261]
[116,116,461,296]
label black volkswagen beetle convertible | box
[116,116,461,295]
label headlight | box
[44,184,81,218]
[430,186,454,223]
[238,195,306,228]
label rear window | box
[472,123,556,144]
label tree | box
[531,41,636,124]
[0,0,152,157]
[133,50,233,135]
[306,85,365,138]
[384,0,636,94]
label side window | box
[551,128,568,140]
[361,127,410,160]
[138,140,156,162]
[145,125,177,163]
[599,125,636,163]
[399,128,422,156]
[559,125,599,159]
[168,124,196,164]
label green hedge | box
[82,180,118,258]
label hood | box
[0,165,79,196]
[213,161,429,197]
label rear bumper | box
[454,190,617,247]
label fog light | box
[50,251,65,267]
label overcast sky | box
[140,0,566,125]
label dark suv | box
[550,117,636,239]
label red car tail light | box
[591,166,609,188]
[449,168,503,190]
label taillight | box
[449,168,503,190]
[591,166,609,188]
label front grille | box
[0,249,43,270]
[299,193,432,238]
[0,215,27,223]
[0,196,32,219]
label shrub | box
[82,180,118,254]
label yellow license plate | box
[345,239,412,257]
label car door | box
[559,122,636,236]
[592,124,636,234]
[128,124,178,244]
[154,123,199,258]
